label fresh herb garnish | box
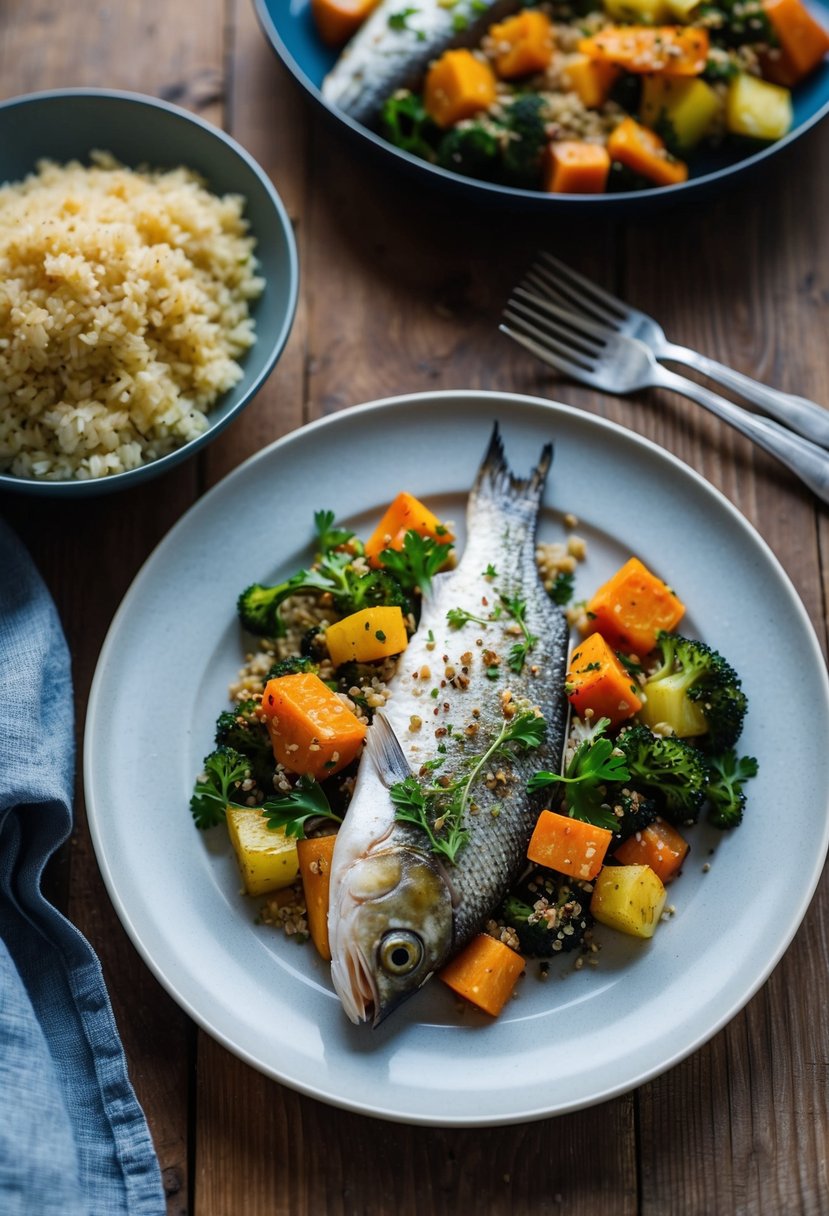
[388,6,426,37]
[391,710,545,863]
[190,747,251,829]
[500,593,539,673]
[378,529,452,596]
[528,717,629,830]
[548,570,575,606]
[262,775,341,838]
[447,605,494,629]
[314,509,355,556]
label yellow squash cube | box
[226,805,299,897]
[640,75,721,150]
[590,864,667,939]
[665,0,701,17]
[564,53,621,108]
[726,74,793,141]
[603,0,670,23]
[324,605,409,666]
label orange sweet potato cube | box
[566,631,643,727]
[586,556,685,656]
[261,672,366,778]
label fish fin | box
[474,422,553,508]
[365,710,412,787]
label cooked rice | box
[0,153,264,481]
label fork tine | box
[522,264,623,332]
[504,300,602,365]
[512,288,615,346]
[536,252,629,324]
[499,321,595,383]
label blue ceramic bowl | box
[254,0,829,213]
[0,89,298,496]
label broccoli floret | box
[214,700,275,792]
[238,552,409,638]
[705,749,759,829]
[641,632,747,751]
[501,869,593,957]
[699,0,775,50]
[265,655,318,680]
[380,91,439,160]
[617,724,708,825]
[301,625,327,660]
[500,95,548,188]
[437,122,501,179]
[190,746,251,830]
[607,788,659,846]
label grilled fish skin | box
[327,425,570,1025]
[321,0,523,129]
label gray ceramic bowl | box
[0,89,298,497]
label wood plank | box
[196,1034,637,1216]
[0,2,227,1210]
[623,126,829,1215]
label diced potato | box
[636,676,708,737]
[324,605,409,666]
[603,0,670,22]
[590,864,667,939]
[226,805,299,897]
[726,73,793,141]
[640,75,721,150]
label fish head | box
[330,844,453,1028]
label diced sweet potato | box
[606,116,689,186]
[310,0,379,47]
[544,141,611,194]
[563,53,621,108]
[613,818,689,882]
[761,0,829,85]
[261,672,366,778]
[579,26,709,76]
[488,10,554,79]
[585,556,685,656]
[424,49,497,128]
[364,490,453,565]
[527,809,613,881]
[297,834,337,959]
[566,631,643,726]
[439,933,525,1016]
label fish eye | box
[378,930,424,976]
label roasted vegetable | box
[500,869,594,957]
[590,863,667,939]
[260,672,367,778]
[439,932,525,1016]
[637,631,747,750]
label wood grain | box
[2,0,828,1212]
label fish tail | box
[472,423,552,525]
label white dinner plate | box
[84,390,829,1125]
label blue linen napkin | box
[0,518,165,1216]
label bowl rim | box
[253,0,829,209]
[0,87,299,496]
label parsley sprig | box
[500,593,539,674]
[379,529,452,596]
[528,717,629,830]
[190,748,340,837]
[391,709,546,864]
[446,605,494,630]
[262,774,342,837]
[314,509,356,557]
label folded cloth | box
[0,518,165,1216]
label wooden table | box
[2,2,828,1212]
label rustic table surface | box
[2,1,828,1213]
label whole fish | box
[321,0,523,129]
[327,426,569,1025]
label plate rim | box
[84,389,829,1125]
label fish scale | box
[327,426,570,1025]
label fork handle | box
[659,342,829,451]
[655,365,829,506]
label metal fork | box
[501,292,829,507]
[523,252,829,452]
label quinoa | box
[0,154,263,481]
